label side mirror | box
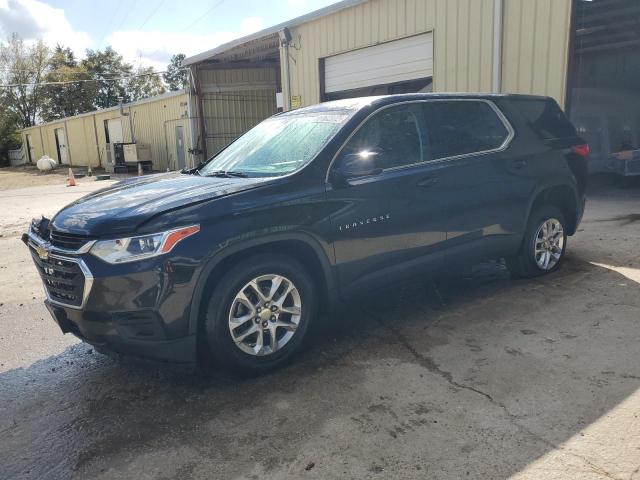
[332,150,383,185]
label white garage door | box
[324,33,434,94]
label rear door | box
[416,99,530,260]
[327,102,448,292]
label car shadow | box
[1,254,639,479]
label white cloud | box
[107,16,266,72]
[0,1,266,73]
[0,0,92,56]
[239,16,265,35]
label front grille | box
[29,248,86,307]
[50,230,93,251]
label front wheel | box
[204,254,317,374]
[507,206,568,278]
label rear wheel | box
[507,206,567,278]
[204,254,316,374]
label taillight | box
[571,144,590,157]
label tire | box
[507,205,568,278]
[204,254,317,375]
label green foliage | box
[41,45,96,121]
[81,47,132,109]
[0,109,22,166]
[0,34,188,138]
[163,53,187,91]
[127,65,166,101]
[0,34,50,128]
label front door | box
[327,102,447,293]
[54,128,69,164]
[175,125,186,170]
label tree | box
[163,53,187,91]
[127,65,166,101]
[40,45,96,121]
[81,47,132,109]
[0,101,21,166]
[0,34,50,128]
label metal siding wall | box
[284,0,569,107]
[65,116,98,167]
[502,0,572,106]
[127,93,190,170]
[20,92,191,170]
[286,0,495,107]
[198,68,277,155]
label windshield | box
[199,112,350,177]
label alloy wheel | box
[228,274,302,356]
[534,218,564,270]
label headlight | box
[89,225,200,264]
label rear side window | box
[421,101,510,159]
[510,98,577,140]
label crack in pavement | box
[362,304,625,480]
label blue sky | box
[0,0,338,69]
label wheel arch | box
[188,233,336,341]
[527,182,580,235]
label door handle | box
[417,176,439,188]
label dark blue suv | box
[24,94,588,373]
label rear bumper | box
[46,301,197,365]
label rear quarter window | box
[510,98,577,140]
[421,101,510,160]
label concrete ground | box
[0,175,639,480]
[0,165,119,191]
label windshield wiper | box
[205,170,248,178]
[181,162,206,175]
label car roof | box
[283,92,553,116]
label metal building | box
[22,90,192,172]
[184,0,571,158]
[185,0,640,175]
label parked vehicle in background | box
[23,93,588,373]
[608,145,640,186]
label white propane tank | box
[36,156,57,171]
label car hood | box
[51,172,273,236]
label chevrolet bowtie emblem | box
[36,245,49,261]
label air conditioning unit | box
[122,143,152,163]
[105,143,153,173]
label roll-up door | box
[324,33,434,98]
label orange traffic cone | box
[67,168,77,187]
[137,162,143,176]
